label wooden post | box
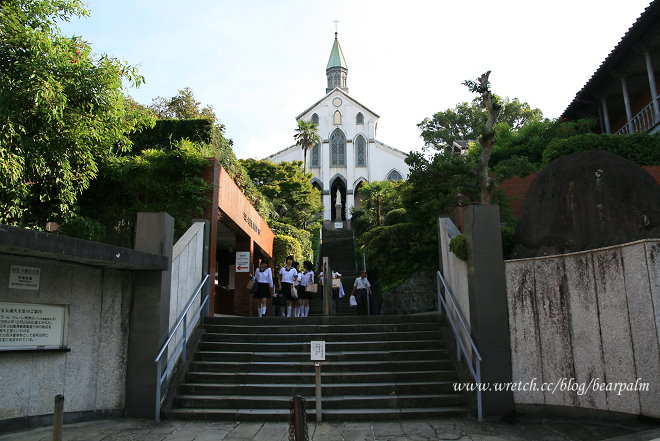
[52,395,64,441]
[293,395,305,440]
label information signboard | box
[9,265,40,291]
[310,340,326,361]
[235,251,250,273]
[0,302,67,350]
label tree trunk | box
[303,149,307,174]
[475,71,498,205]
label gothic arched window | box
[355,135,367,167]
[333,110,341,125]
[330,129,346,167]
[310,142,320,168]
[356,112,364,125]
[311,113,319,125]
[387,169,403,181]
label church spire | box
[326,32,348,94]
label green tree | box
[240,159,323,230]
[0,0,151,227]
[359,180,403,226]
[293,119,320,173]
[150,87,218,122]
[418,96,542,150]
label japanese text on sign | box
[310,340,326,361]
[0,302,66,349]
[9,265,40,290]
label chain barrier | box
[288,395,309,441]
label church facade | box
[265,34,410,221]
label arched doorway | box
[330,175,347,221]
[311,178,323,205]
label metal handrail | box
[154,274,211,421]
[436,270,483,420]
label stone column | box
[601,98,612,134]
[126,212,174,418]
[644,51,660,123]
[464,205,513,417]
[621,76,634,133]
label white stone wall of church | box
[369,143,409,182]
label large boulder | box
[511,150,660,258]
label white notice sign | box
[9,265,40,290]
[0,302,66,349]
[310,340,326,361]
[235,252,250,273]
[334,222,343,229]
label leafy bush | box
[543,133,660,165]
[383,208,408,226]
[501,225,515,258]
[129,118,214,151]
[273,235,302,268]
[449,234,468,261]
[270,220,313,263]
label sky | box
[61,0,652,159]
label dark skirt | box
[282,282,295,301]
[297,284,310,300]
[254,282,271,299]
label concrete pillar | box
[601,98,612,134]
[463,205,513,417]
[126,212,174,418]
[346,192,355,220]
[203,159,219,314]
[621,77,634,133]
[644,51,660,123]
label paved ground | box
[1,417,660,441]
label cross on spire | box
[333,19,339,38]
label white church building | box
[265,33,410,221]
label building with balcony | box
[562,0,660,135]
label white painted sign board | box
[9,265,40,290]
[0,302,67,349]
[334,222,343,229]
[235,252,250,273]
[310,340,326,361]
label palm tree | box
[294,119,321,173]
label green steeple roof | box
[326,33,347,70]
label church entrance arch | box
[330,175,347,221]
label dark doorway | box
[330,177,347,221]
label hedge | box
[273,234,303,269]
[130,118,214,151]
[543,133,660,166]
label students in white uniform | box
[252,259,274,317]
[292,261,301,317]
[297,260,314,317]
[278,255,298,318]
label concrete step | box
[187,359,454,373]
[164,406,467,421]
[178,381,459,396]
[201,330,442,343]
[194,348,449,363]
[203,322,439,334]
[198,339,444,353]
[205,314,440,326]
[185,370,459,385]
[174,393,465,410]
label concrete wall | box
[167,221,205,373]
[505,239,660,418]
[0,255,132,423]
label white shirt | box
[354,277,371,290]
[279,266,297,284]
[298,271,314,287]
[318,271,340,284]
[254,267,273,287]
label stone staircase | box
[310,223,358,316]
[164,314,468,421]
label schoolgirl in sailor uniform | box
[292,261,301,317]
[297,260,314,317]
[278,255,298,318]
[252,259,273,317]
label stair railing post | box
[52,394,63,441]
[314,362,322,422]
[322,257,331,316]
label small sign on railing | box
[310,341,325,361]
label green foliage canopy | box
[240,159,323,230]
[0,0,152,227]
[418,97,543,150]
